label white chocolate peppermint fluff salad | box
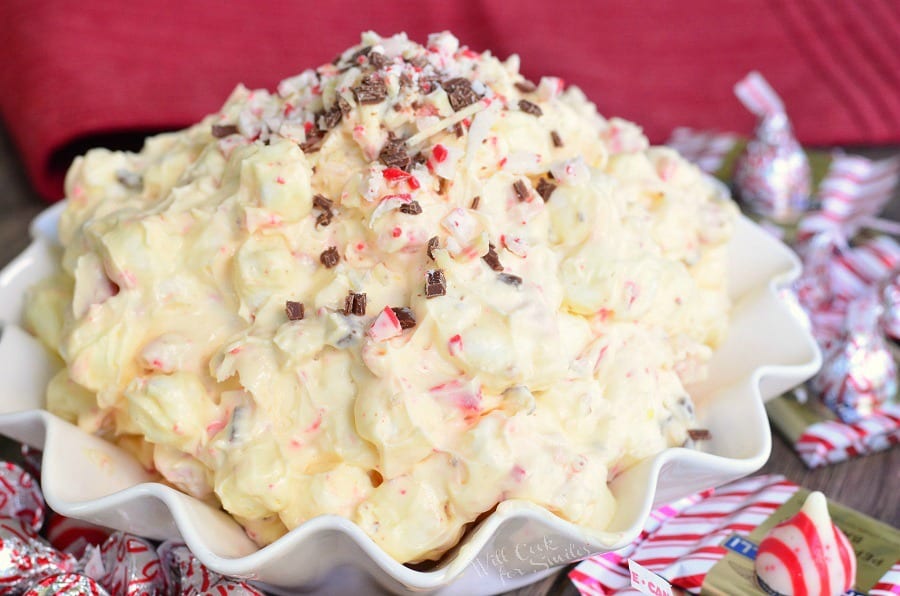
[25,31,737,563]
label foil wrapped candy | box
[732,71,900,423]
[733,71,812,224]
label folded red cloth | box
[1,0,898,201]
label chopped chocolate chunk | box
[512,179,530,201]
[315,211,333,227]
[425,269,447,298]
[379,137,411,171]
[470,195,480,209]
[518,99,543,117]
[426,236,439,260]
[482,244,503,271]
[442,77,480,111]
[418,74,439,95]
[343,292,367,316]
[452,121,465,138]
[300,129,325,153]
[515,80,537,93]
[116,169,143,190]
[406,54,429,69]
[687,429,712,441]
[353,73,388,104]
[322,105,344,129]
[337,96,351,115]
[438,177,449,195]
[498,273,523,287]
[313,194,334,211]
[285,301,305,321]
[350,46,372,61]
[399,201,422,215]
[536,178,557,202]
[391,307,417,329]
[412,152,428,167]
[211,124,239,138]
[320,246,340,268]
[550,130,564,147]
[368,51,390,70]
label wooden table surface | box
[0,125,897,595]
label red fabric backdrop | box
[1,0,898,201]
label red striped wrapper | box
[568,475,900,595]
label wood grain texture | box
[0,124,896,596]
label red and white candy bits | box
[91,532,167,595]
[756,492,856,596]
[159,541,264,596]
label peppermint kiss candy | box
[755,492,855,596]
[23,572,110,596]
[93,532,167,596]
[0,462,45,532]
[0,517,76,592]
[733,72,812,224]
[813,291,897,422]
[158,541,264,596]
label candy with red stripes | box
[91,532,167,595]
[23,572,110,596]
[0,462,45,532]
[158,541,264,595]
[755,491,855,596]
[733,72,811,224]
[0,517,76,592]
[45,513,112,556]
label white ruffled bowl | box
[0,199,820,595]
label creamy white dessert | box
[25,31,737,563]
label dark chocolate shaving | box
[406,54,429,69]
[211,124,239,138]
[452,121,465,138]
[418,74,440,94]
[498,273,523,287]
[470,195,480,209]
[285,301,305,321]
[320,246,340,268]
[518,99,543,117]
[322,105,344,130]
[350,46,372,62]
[379,137,411,171]
[116,169,143,190]
[482,244,503,271]
[536,178,557,202]
[353,74,388,104]
[368,51,390,70]
[515,80,537,93]
[391,307,417,330]
[687,429,712,441]
[512,179,530,201]
[300,130,325,153]
[399,201,422,215]
[550,130,564,148]
[343,292,367,316]
[442,77,480,111]
[315,211,333,227]
[438,177,449,195]
[313,194,333,211]
[425,269,447,298]
[426,236,439,260]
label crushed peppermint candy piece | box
[368,306,403,341]
[320,246,340,268]
[425,269,447,298]
[285,301,305,321]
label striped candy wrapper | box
[568,475,900,595]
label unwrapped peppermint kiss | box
[755,491,856,596]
